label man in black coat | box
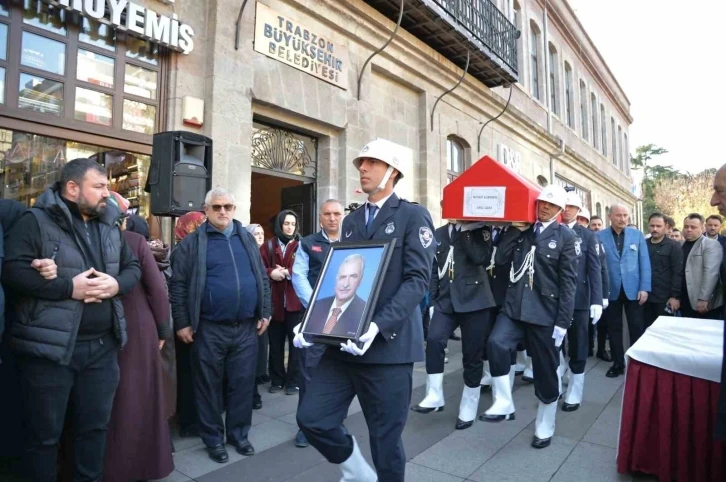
[644,212,683,328]
[3,159,141,481]
[411,219,495,431]
[560,193,602,412]
[479,185,578,449]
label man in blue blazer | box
[598,203,651,378]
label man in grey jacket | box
[681,213,723,319]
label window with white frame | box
[579,80,588,141]
[624,133,630,175]
[446,136,466,184]
[618,125,623,170]
[564,62,574,128]
[600,104,607,156]
[590,93,598,149]
[548,43,558,115]
[611,117,617,166]
[529,21,540,101]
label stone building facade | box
[0,0,636,235]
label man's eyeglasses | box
[210,204,235,212]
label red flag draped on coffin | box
[442,156,542,223]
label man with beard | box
[2,158,141,481]
[644,213,683,328]
[705,215,726,250]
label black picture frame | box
[301,238,397,346]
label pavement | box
[158,337,657,482]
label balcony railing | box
[432,0,518,73]
[363,0,519,87]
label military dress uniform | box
[480,219,578,447]
[412,222,496,430]
[562,221,602,411]
[292,229,341,447]
[590,237,611,358]
[296,193,435,482]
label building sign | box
[497,143,522,174]
[43,0,195,54]
[254,2,349,90]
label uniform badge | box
[482,230,491,241]
[419,227,433,248]
[385,222,395,234]
[311,245,323,253]
[548,240,557,249]
[345,230,353,239]
[575,240,582,256]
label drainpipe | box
[550,136,564,184]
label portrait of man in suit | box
[305,254,368,337]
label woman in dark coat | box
[260,210,303,395]
[103,208,174,482]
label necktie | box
[322,307,342,334]
[366,204,378,233]
[534,222,542,237]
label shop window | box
[21,31,66,75]
[446,136,466,184]
[124,64,158,100]
[123,99,156,135]
[77,49,115,88]
[18,73,63,116]
[1,2,164,143]
[79,18,116,52]
[23,0,67,36]
[74,87,112,126]
[0,22,7,60]
[0,128,150,215]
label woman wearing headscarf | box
[246,224,269,409]
[260,210,303,395]
[103,195,174,482]
[172,211,206,437]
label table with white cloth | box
[617,316,726,481]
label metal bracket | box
[357,0,405,101]
[430,50,470,132]
[477,85,513,153]
[234,0,251,51]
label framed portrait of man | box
[301,239,396,345]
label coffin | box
[442,156,542,223]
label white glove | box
[458,221,487,232]
[428,307,434,320]
[552,326,567,348]
[602,298,609,309]
[590,304,603,325]
[340,322,380,356]
[292,323,313,349]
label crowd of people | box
[0,153,725,482]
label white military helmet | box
[352,138,413,192]
[536,185,567,210]
[565,191,583,211]
[578,207,591,221]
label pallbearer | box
[411,218,496,431]
[479,185,578,449]
[560,192,602,412]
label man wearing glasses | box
[169,188,272,464]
